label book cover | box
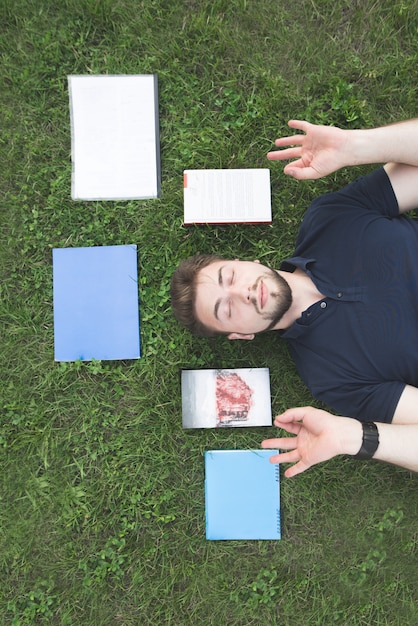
[205,450,281,540]
[53,244,140,361]
[183,168,271,224]
[69,74,161,200]
[181,368,272,428]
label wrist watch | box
[353,421,379,460]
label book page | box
[183,169,271,224]
[69,75,161,200]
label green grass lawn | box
[1,0,418,623]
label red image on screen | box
[215,371,253,426]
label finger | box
[261,437,281,449]
[274,136,304,148]
[274,407,316,430]
[284,460,310,478]
[272,419,302,435]
[267,147,302,161]
[268,449,301,465]
[276,406,312,421]
[261,437,298,450]
[283,163,321,180]
[287,119,310,132]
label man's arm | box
[261,406,418,477]
[267,119,418,212]
[383,163,418,214]
[391,385,418,424]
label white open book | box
[183,168,271,224]
[69,74,161,200]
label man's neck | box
[274,268,324,330]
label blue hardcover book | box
[53,244,140,361]
[205,450,281,540]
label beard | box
[254,268,292,331]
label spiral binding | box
[276,509,281,537]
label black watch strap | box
[353,421,379,460]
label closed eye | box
[218,266,224,287]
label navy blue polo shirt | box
[280,167,418,423]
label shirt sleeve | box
[317,167,400,218]
[302,167,400,230]
[314,380,404,424]
[288,341,405,423]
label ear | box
[254,259,260,264]
[227,332,255,341]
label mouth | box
[260,279,267,309]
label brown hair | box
[170,254,224,337]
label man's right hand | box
[267,119,350,180]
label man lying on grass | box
[170,118,418,474]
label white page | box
[69,75,161,200]
[183,169,271,224]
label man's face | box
[194,259,292,337]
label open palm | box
[262,407,356,477]
[267,120,349,180]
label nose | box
[229,283,252,303]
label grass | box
[1,0,418,623]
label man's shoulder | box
[308,167,397,217]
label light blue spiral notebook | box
[205,450,281,540]
[53,244,140,361]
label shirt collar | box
[280,256,316,274]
